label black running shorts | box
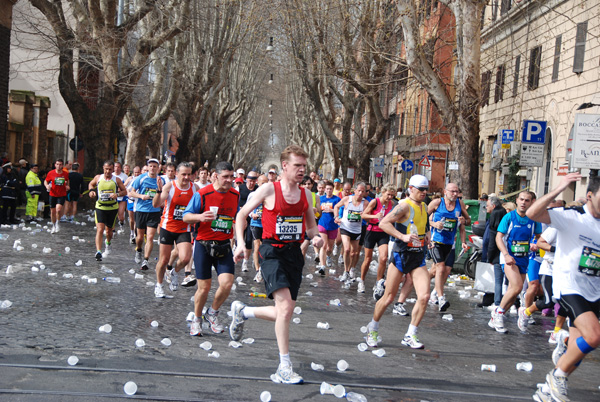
[259,242,304,300]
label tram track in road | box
[0,362,532,401]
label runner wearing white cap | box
[365,174,432,349]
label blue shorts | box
[527,259,541,282]
[392,251,426,274]
[127,200,134,212]
[501,262,528,275]
[193,240,235,280]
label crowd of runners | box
[34,145,600,402]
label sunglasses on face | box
[414,186,428,192]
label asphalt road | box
[1,214,599,401]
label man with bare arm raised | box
[229,145,323,385]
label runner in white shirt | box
[113,162,129,231]
[526,173,600,402]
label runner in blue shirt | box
[489,190,541,333]
[128,159,165,270]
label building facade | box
[480,0,599,201]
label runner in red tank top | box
[44,159,70,233]
[183,161,239,337]
[229,145,323,385]
[152,162,197,298]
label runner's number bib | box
[173,205,185,220]
[511,241,529,257]
[276,215,302,241]
[347,211,361,223]
[579,246,600,277]
[211,215,233,233]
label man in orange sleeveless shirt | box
[230,145,323,385]
[183,162,239,337]
[152,162,197,298]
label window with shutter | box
[528,46,542,90]
[495,64,505,103]
[573,21,587,73]
[481,70,491,107]
[513,55,520,97]
[552,35,562,82]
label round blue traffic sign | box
[401,160,414,172]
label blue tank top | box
[431,198,461,245]
[318,195,341,231]
[498,210,541,269]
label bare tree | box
[281,0,397,181]
[396,0,486,197]
[122,36,186,167]
[27,0,189,176]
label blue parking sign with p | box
[522,120,547,144]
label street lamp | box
[269,100,273,108]
[269,74,273,84]
[266,37,274,52]
[576,102,600,110]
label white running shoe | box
[55,223,60,232]
[169,269,179,291]
[546,370,569,402]
[349,267,355,279]
[102,243,112,258]
[203,310,224,333]
[332,245,338,256]
[241,259,249,272]
[154,283,165,298]
[402,334,424,349]
[438,295,450,312]
[50,225,56,234]
[393,302,409,316]
[429,289,439,305]
[517,306,529,332]
[340,271,349,282]
[253,270,263,283]
[134,250,142,264]
[488,308,508,333]
[357,279,365,293]
[190,318,202,336]
[229,300,247,341]
[373,279,385,301]
[552,330,569,366]
[326,256,333,267]
[270,364,304,385]
[338,254,344,265]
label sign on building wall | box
[520,143,544,167]
[522,120,547,144]
[572,113,600,169]
[500,129,514,149]
[448,161,459,170]
[373,157,384,173]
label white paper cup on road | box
[123,381,137,395]
[260,391,271,402]
[516,362,533,372]
[357,343,368,352]
[161,338,172,347]
[135,338,145,348]
[67,356,79,366]
[333,384,346,398]
[337,359,348,372]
